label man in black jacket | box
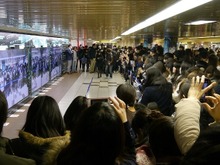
[89,44,97,73]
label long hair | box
[143,67,167,88]
[64,96,88,130]
[57,102,125,165]
[153,61,166,73]
[132,109,164,147]
[149,116,181,159]
[208,54,218,68]
[180,61,193,76]
[22,96,65,138]
[0,91,8,135]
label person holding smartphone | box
[174,75,216,154]
[174,75,220,164]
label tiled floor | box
[2,71,125,139]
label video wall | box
[0,32,68,109]
[41,47,50,87]
[31,48,50,92]
[0,49,28,108]
[51,47,62,80]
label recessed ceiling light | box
[185,20,216,25]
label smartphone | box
[200,78,212,102]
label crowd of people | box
[1,43,220,164]
[64,43,116,78]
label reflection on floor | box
[2,72,125,139]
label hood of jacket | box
[18,130,70,165]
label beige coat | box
[174,98,201,155]
[11,131,70,165]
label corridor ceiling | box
[0,0,219,41]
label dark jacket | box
[10,131,70,165]
[105,52,113,65]
[0,136,36,165]
[89,47,96,59]
[96,53,104,69]
[140,83,174,116]
[119,122,137,165]
[65,48,73,61]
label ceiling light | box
[185,20,216,25]
[121,0,212,35]
[110,36,121,42]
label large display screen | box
[41,47,50,86]
[0,32,68,109]
[51,47,62,80]
[0,49,28,108]
[31,47,49,93]
[31,48,42,92]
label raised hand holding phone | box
[188,75,220,124]
[200,78,212,102]
[188,75,216,100]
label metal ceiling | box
[0,0,219,41]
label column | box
[144,34,153,48]
[163,19,179,54]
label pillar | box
[163,19,179,54]
[144,35,153,48]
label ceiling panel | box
[0,0,219,41]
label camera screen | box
[200,78,212,102]
[90,98,108,106]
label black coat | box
[140,83,174,116]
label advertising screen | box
[0,49,28,108]
[51,47,62,80]
[31,48,42,92]
[41,47,50,86]
[0,31,69,108]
